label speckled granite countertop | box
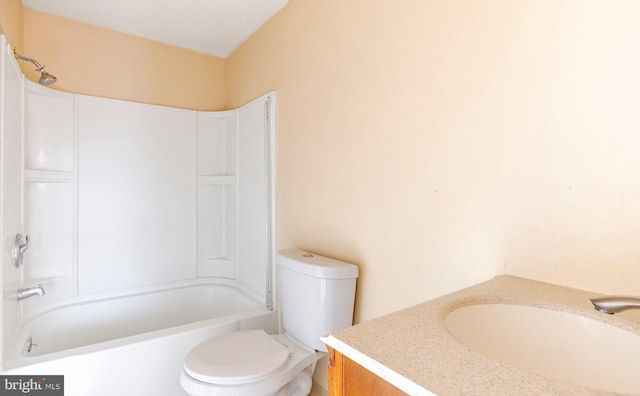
[322,276,640,396]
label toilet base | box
[274,366,313,396]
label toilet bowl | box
[181,249,359,396]
[180,330,323,396]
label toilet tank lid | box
[277,249,359,279]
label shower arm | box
[14,51,46,73]
[13,48,57,86]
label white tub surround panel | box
[196,93,276,307]
[23,82,76,305]
[196,184,237,278]
[78,96,197,294]
[1,35,25,367]
[196,111,238,279]
[196,111,237,177]
[17,88,276,303]
[24,83,75,172]
[237,94,275,303]
[23,182,75,305]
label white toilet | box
[180,248,359,396]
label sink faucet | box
[590,296,640,314]
[16,284,45,301]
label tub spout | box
[17,284,45,301]
[590,296,640,314]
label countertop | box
[322,275,640,396]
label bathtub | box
[3,279,277,396]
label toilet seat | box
[184,329,290,385]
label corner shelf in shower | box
[197,176,236,185]
[24,170,74,183]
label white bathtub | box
[3,279,277,396]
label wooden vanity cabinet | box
[327,346,408,396]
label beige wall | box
[22,8,225,110]
[8,0,640,324]
[227,0,640,323]
[0,0,23,54]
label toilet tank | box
[277,249,358,351]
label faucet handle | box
[13,234,30,268]
[20,234,30,254]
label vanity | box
[326,346,407,395]
[322,276,640,395]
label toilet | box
[180,248,359,396]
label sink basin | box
[445,304,640,394]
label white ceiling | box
[21,0,289,58]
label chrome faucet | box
[590,296,640,314]
[16,284,45,301]
[26,336,38,353]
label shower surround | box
[0,35,277,394]
[19,80,275,308]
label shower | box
[14,50,57,85]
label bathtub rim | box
[5,278,275,370]
[16,277,269,319]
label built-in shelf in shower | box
[24,170,74,183]
[197,176,236,185]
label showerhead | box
[14,52,57,86]
[38,71,57,86]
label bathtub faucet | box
[590,296,640,314]
[16,284,45,301]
